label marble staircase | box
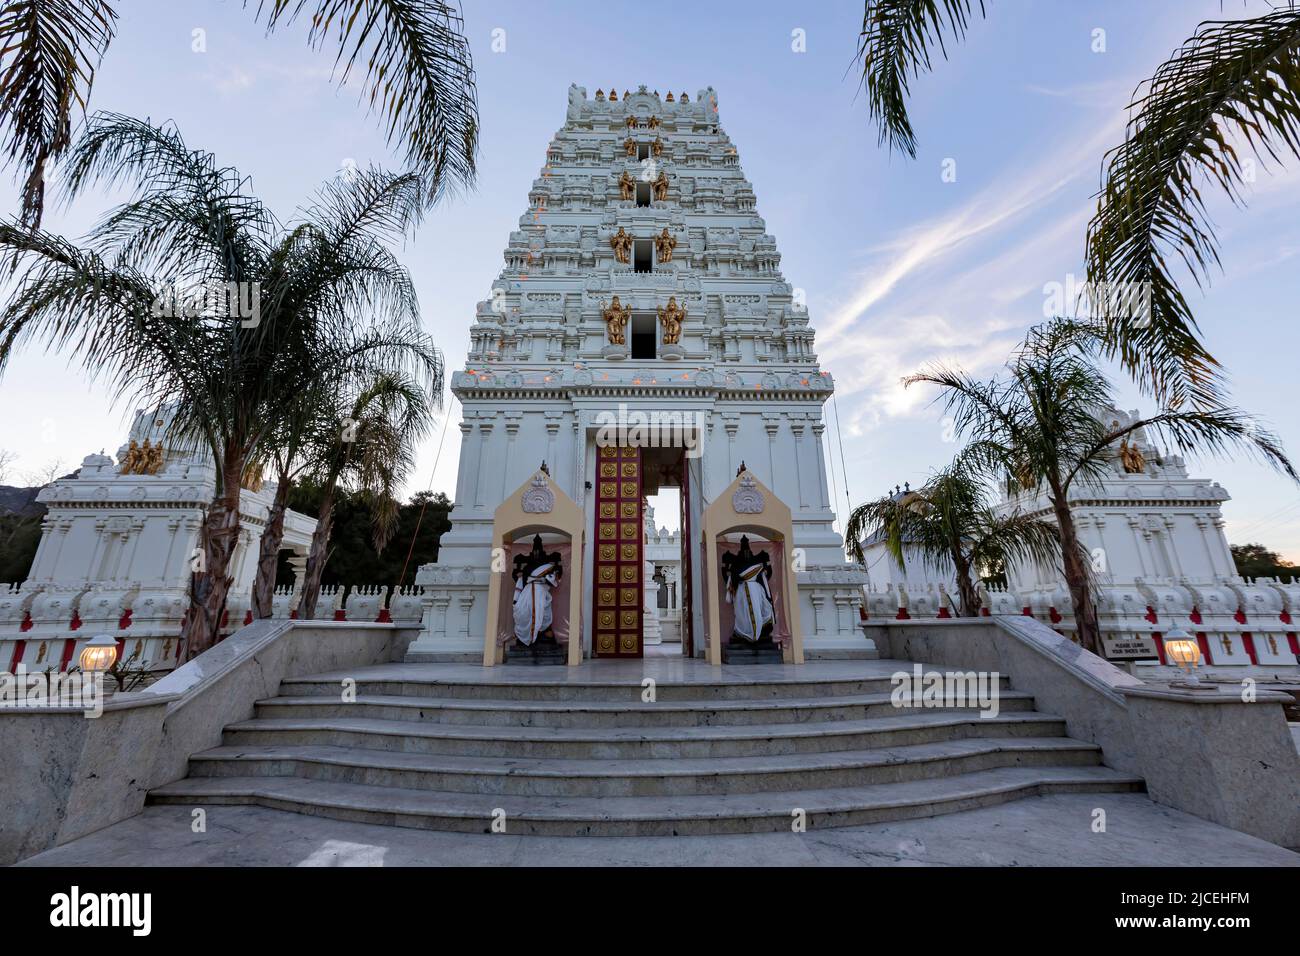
[148,661,1144,836]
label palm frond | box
[967,509,1060,582]
[855,0,985,157]
[1075,407,1298,490]
[253,0,478,203]
[0,0,116,227]
[1086,10,1300,409]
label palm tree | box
[855,2,1300,409]
[0,113,436,659]
[0,0,478,227]
[248,393,322,620]
[295,369,435,619]
[845,460,1060,617]
[907,319,1296,653]
[250,328,442,619]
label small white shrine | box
[0,407,317,673]
[408,85,869,662]
[861,407,1299,670]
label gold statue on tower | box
[603,296,630,345]
[653,227,677,263]
[618,170,635,202]
[653,169,669,202]
[657,296,685,345]
[610,226,632,264]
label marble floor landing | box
[312,658,915,686]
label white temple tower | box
[408,85,869,661]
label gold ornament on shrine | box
[121,438,165,475]
[1119,439,1146,474]
[241,461,264,492]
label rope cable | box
[396,392,456,588]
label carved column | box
[809,592,827,634]
[763,415,780,488]
[501,412,522,503]
[472,419,493,510]
[811,421,831,510]
[789,419,808,509]
[458,594,475,644]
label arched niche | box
[700,467,804,666]
[483,468,585,666]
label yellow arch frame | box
[700,469,804,666]
[483,469,586,666]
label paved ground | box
[20,794,1298,867]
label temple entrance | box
[593,445,643,657]
[591,442,699,660]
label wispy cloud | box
[815,114,1126,440]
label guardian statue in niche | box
[512,535,563,652]
[721,535,775,646]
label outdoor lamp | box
[1162,625,1202,687]
[78,633,118,674]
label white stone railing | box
[610,269,677,289]
[862,577,1300,667]
[0,581,426,675]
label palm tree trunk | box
[296,489,336,619]
[950,548,981,617]
[251,475,292,619]
[181,455,244,661]
[1050,490,1102,655]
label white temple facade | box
[861,408,1299,670]
[408,84,869,661]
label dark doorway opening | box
[631,313,656,359]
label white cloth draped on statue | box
[727,562,774,642]
[513,561,558,645]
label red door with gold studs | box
[593,445,642,657]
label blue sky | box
[1,1,1297,559]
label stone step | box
[149,764,1144,836]
[220,710,1069,760]
[187,736,1103,798]
[722,641,785,665]
[278,670,1013,703]
[504,641,566,666]
[253,690,1036,728]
